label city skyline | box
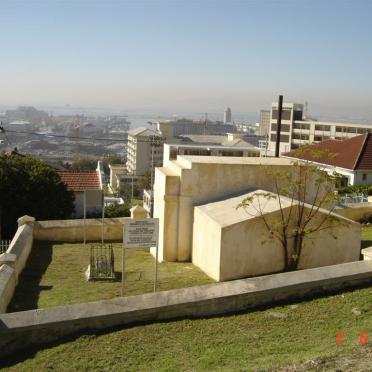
[1,0,372,122]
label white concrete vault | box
[193,190,360,281]
[153,156,361,281]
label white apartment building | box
[267,102,372,154]
[126,127,164,176]
[259,110,270,137]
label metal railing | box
[89,244,115,280]
[338,193,368,206]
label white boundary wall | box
[1,260,372,357]
[0,216,34,313]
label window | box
[340,177,349,187]
[346,127,357,133]
[184,149,211,156]
[272,109,291,120]
[363,173,367,181]
[357,128,368,134]
[314,135,330,142]
[293,110,303,121]
[315,125,330,131]
[271,123,290,132]
[292,133,309,140]
[293,122,310,130]
[220,151,243,157]
[270,133,289,142]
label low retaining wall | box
[1,260,372,357]
[335,203,372,222]
[0,217,34,313]
[0,265,16,313]
[33,217,130,241]
[6,223,34,279]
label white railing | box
[338,193,368,206]
[0,240,11,254]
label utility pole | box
[150,135,155,217]
[275,95,283,158]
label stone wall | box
[1,260,371,357]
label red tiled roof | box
[286,133,372,170]
[57,170,101,192]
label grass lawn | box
[3,229,372,370]
[8,241,214,312]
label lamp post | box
[147,122,157,217]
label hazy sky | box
[1,0,372,120]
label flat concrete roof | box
[177,155,293,166]
[195,189,291,227]
[196,189,355,228]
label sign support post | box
[122,219,159,297]
[153,243,158,292]
[121,240,125,296]
[83,190,86,248]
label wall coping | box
[35,217,131,229]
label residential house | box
[285,133,372,186]
[57,170,103,218]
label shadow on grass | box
[2,279,372,368]
[361,240,372,249]
[7,241,53,312]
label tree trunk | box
[290,233,303,270]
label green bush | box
[104,204,130,218]
[338,185,372,195]
[0,154,75,238]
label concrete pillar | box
[176,195,194,261]
[17,215,35,227]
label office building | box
[267,102,372,155]
[259,110,270,137]
[157,118,237,143]
[224,107,232,124]
[126,127,164,176]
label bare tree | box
[237,147,347,271]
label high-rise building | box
[259,110,270,137]
[267,102,372,155]
[224,107,232,124]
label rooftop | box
[175,155,293,166]
[128,126,162,137]
[196,189,353,228]
[285,133,372,170]
[179,134,257,148]
[57,170,101,191]
[195,189,291,227]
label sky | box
[1,0,372,121]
